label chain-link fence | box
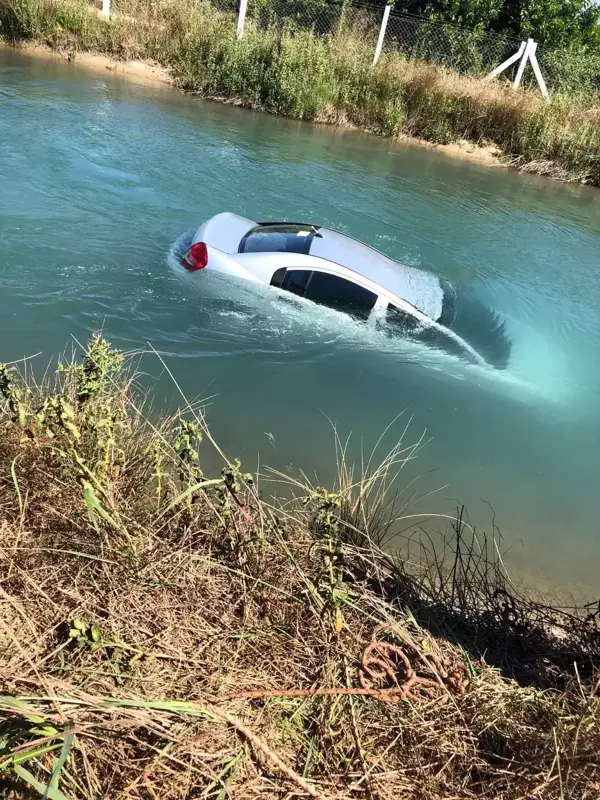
[107,0,600,94]
[245,0,378,40]
[242,0,542,80]
[383,11,523,77]
[237,0,600,93]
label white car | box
[181,213,511,369]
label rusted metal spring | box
[216,629,468,705]
[359,638,468,702]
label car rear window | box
[239,224,316,255]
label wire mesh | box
[535,44,600,93]
[247,0,380,39]
[208,0,240,13]
[243,0,528,79]
[110,0,599,93]
[383,11,523,77]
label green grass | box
[0,335,599,799]
[1,0,600,184]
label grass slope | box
[0,336,599,799]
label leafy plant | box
[68,617,103,650]
[70,333,123,404]
[306,488,348,633]
[175,418,204,507]
[217,459,253,520]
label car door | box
[270,268,379,322]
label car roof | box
[198,213,444,320]
[309,227,443,320]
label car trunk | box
[193,212,255,254]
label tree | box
[401,0,600,48]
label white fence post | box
[513,37,533,89]
[528,41,549,99]
[237,0,248,39]
[485,37,549,99]
[100,0,110,19]
[484,40,525,81]
[373,4,391,66]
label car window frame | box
[249,251,436,328]
[270,266,382,322]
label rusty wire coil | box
[359,627,469,702]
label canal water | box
[1,47,599,596]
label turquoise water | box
[2,47,600,595]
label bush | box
[540,44,600,94]
[1,337,600,799]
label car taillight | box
[186,242,208,270]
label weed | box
[175,418,203,482]
[0,337,599,800]
[306,488,348,633]
[0,363,28,428]
[68,617,103,650]
[217,459,253,520]
[68,332,123,404]
[37,395,81,442]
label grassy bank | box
[1,336,600,799]
[1,0,600,185]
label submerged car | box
[181,213,511,369]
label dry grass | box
[2,0,600,184]
[1,336,600,799]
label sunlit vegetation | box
[1,0,600,183]
[0,335,599,798]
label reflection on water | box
[1,46,600,597]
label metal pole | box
[373,4,391,66]
[101,0,110,19]
[237,0,248,40]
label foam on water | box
[168,233,574,410]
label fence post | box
[513,38,533,89]
[373,4,391,66]
[237,0,248,39]
[484,41,526,81]
[100,0,110,19]
[528,41,549,99]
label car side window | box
[270,269,311,295]
[304,271,377,321]
[271,269,377,321]
[270,267,286,288]
[283,270,312,296]
[385,304,420,334]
